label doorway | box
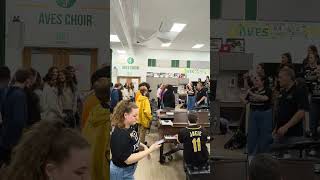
[117,76,141,91]
[22,47,98,91]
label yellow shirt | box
[81,92,100,129]
[136,95,153,128]
[82,104,111,180]
[135,90,141,103]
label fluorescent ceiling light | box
[170,23,186,32]
[117,50,126,54]
[192,44,204,49]
[161,43,171,47]
[110,35,120,42]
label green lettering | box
[51,13,56,24]
[45,13,50,24]
[65,14,70,25]
[239,25,246,37]
[262,28,269,37]
[39,13,45,24]
[78,15,83,26]
[87,15,93,26]
[256,28,261,36]
[71,14,76,25]
[57,14,63,24]
[247,28,255,36]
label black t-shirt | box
[186,86,195,96]
[25,89,41,127]
[303,65,317,90]
[246,87,272,111]
[310,78,320,102]
[196,88,207,105]
[111,126,140,167]
[276,84,309,137]
[178,125,209,166]
[163,91,175,108]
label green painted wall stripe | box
[0,0,5,65]
[245,0,257,20]
[211,0,221,19]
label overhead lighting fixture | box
[170,23,186,32]
[117,50,126,54]
[161,43,171,47]
[110,34,120,42]
[192,44,204,49]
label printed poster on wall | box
[213,20,320,40]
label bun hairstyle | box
[1,120,89,180]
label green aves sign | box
[127,57,134,64]
[56,0,76,8]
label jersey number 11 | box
[192,138,201,152]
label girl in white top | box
[57,69,78,127]
[41,73,64,121]
[123,83,135,101]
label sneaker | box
[248,156,254,165]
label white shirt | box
[157,88,162,98]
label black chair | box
[185,161,210,180]
[278,158,320,180]
[186,156,248,180]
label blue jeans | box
[187,96,195,110]
[310,100,320,135]
[110,161,137,180]
[247,109,273,155]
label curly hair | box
[1,120,89,180]
[111,100,138,128]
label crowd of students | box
[241,45,320,163]
[0,57,298,179]
[0,64,110,180]
[185,76,210,110]
[110,76,210,113]
[0,66,80,164]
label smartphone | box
[156,139,165,145]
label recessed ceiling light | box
[170,23,186,32]
[110,35,120,42]
[192,44,204,49]
[161,43,171,47]
[117,50,126,54]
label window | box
[171,60,179,68]
[187,60,191,68]
[148,59,156,67]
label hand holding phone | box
[155,139,165,145]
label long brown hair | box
[1,120,89,180]
[111,100,138,128]
[57,69,76,96]
[65,66,78,85]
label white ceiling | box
[110,0,210,53]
